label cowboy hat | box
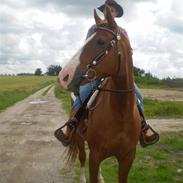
[98,0,124,17]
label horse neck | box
[103,35,135,113]
[113,35,134,91]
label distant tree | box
[145,72,153,78]
[46,65,62,76]
[34,68,42,76]
[17,73,34,76]
[134,67,145,77]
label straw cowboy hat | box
[98,0,124,17]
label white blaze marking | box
[67,33,97,75]
[59,33,96,89]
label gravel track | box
[0,86,74,183]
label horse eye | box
[96,39,106,46]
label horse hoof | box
[98,177,105,183]
[80,176,86,183]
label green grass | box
[72,131,183,183]
[54,82,71,113]
[54,86,183,182]
[144,98,183,118]
[0,76,56,111]
[42,85,53,96]
[134,76,183,90]
[135,76,163,89]
[54,86,183,118]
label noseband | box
[83,26,134,93]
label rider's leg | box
[55,80,101,146]
[134,83,159,147]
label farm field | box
[55,83,183,182]
[71,131,183,183]
[0,76,56,111]
[0,79,182,182]
[55,83,183,118]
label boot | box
[54,109,79,146]
[137,105,159,147]
[54,117,78,147]
[140,118,159,147]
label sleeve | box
[85,25,97,40]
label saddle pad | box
[70,79,108,109]
[70,89,100,109]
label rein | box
[97,87,134,93]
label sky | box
[0,0,183,78]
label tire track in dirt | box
[0,86,74,183]
[141,89,183,101]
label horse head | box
[59,5,126,94]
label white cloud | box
[0,0,183,78]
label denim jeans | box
[72,80,144,112]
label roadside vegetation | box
[54,83,71,112]
[72,131,183,183]
[55,83,183,119]
[144,98,183,118]
[42,85,53,96]
[134,67,183,89]
[0,76,56,111]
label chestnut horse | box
[59,6,141,183]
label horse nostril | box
[63,74,69,82]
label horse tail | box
[65,128,79,165]
[65,118,87,165]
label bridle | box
[83,26,121,80]
[83,26,134,93]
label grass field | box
[54,83,71,112]
[55,84,183,182]
[0,76,56,111]
[54,83,183,118]
[72,131,183,183]
[144,98,183,118]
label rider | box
[55,0,159,147]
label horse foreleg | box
[78,140,86,183]
[89,151,101,183]
[117,149,136,183]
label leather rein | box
[83,26,134,94]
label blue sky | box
[0,0,183,78]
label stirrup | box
[54,127,72,147]
[140,125,160,148]
[54,118,78,147]
[140,133,159,147]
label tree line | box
[1,65,183,88]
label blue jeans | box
[72,80,144,112]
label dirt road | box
[141,88,183,101]
[0,86,74,183]
[0,87,183,183]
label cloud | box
[0,0,183,78]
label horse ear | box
[94,9,102,25]
[105,5,117,28]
